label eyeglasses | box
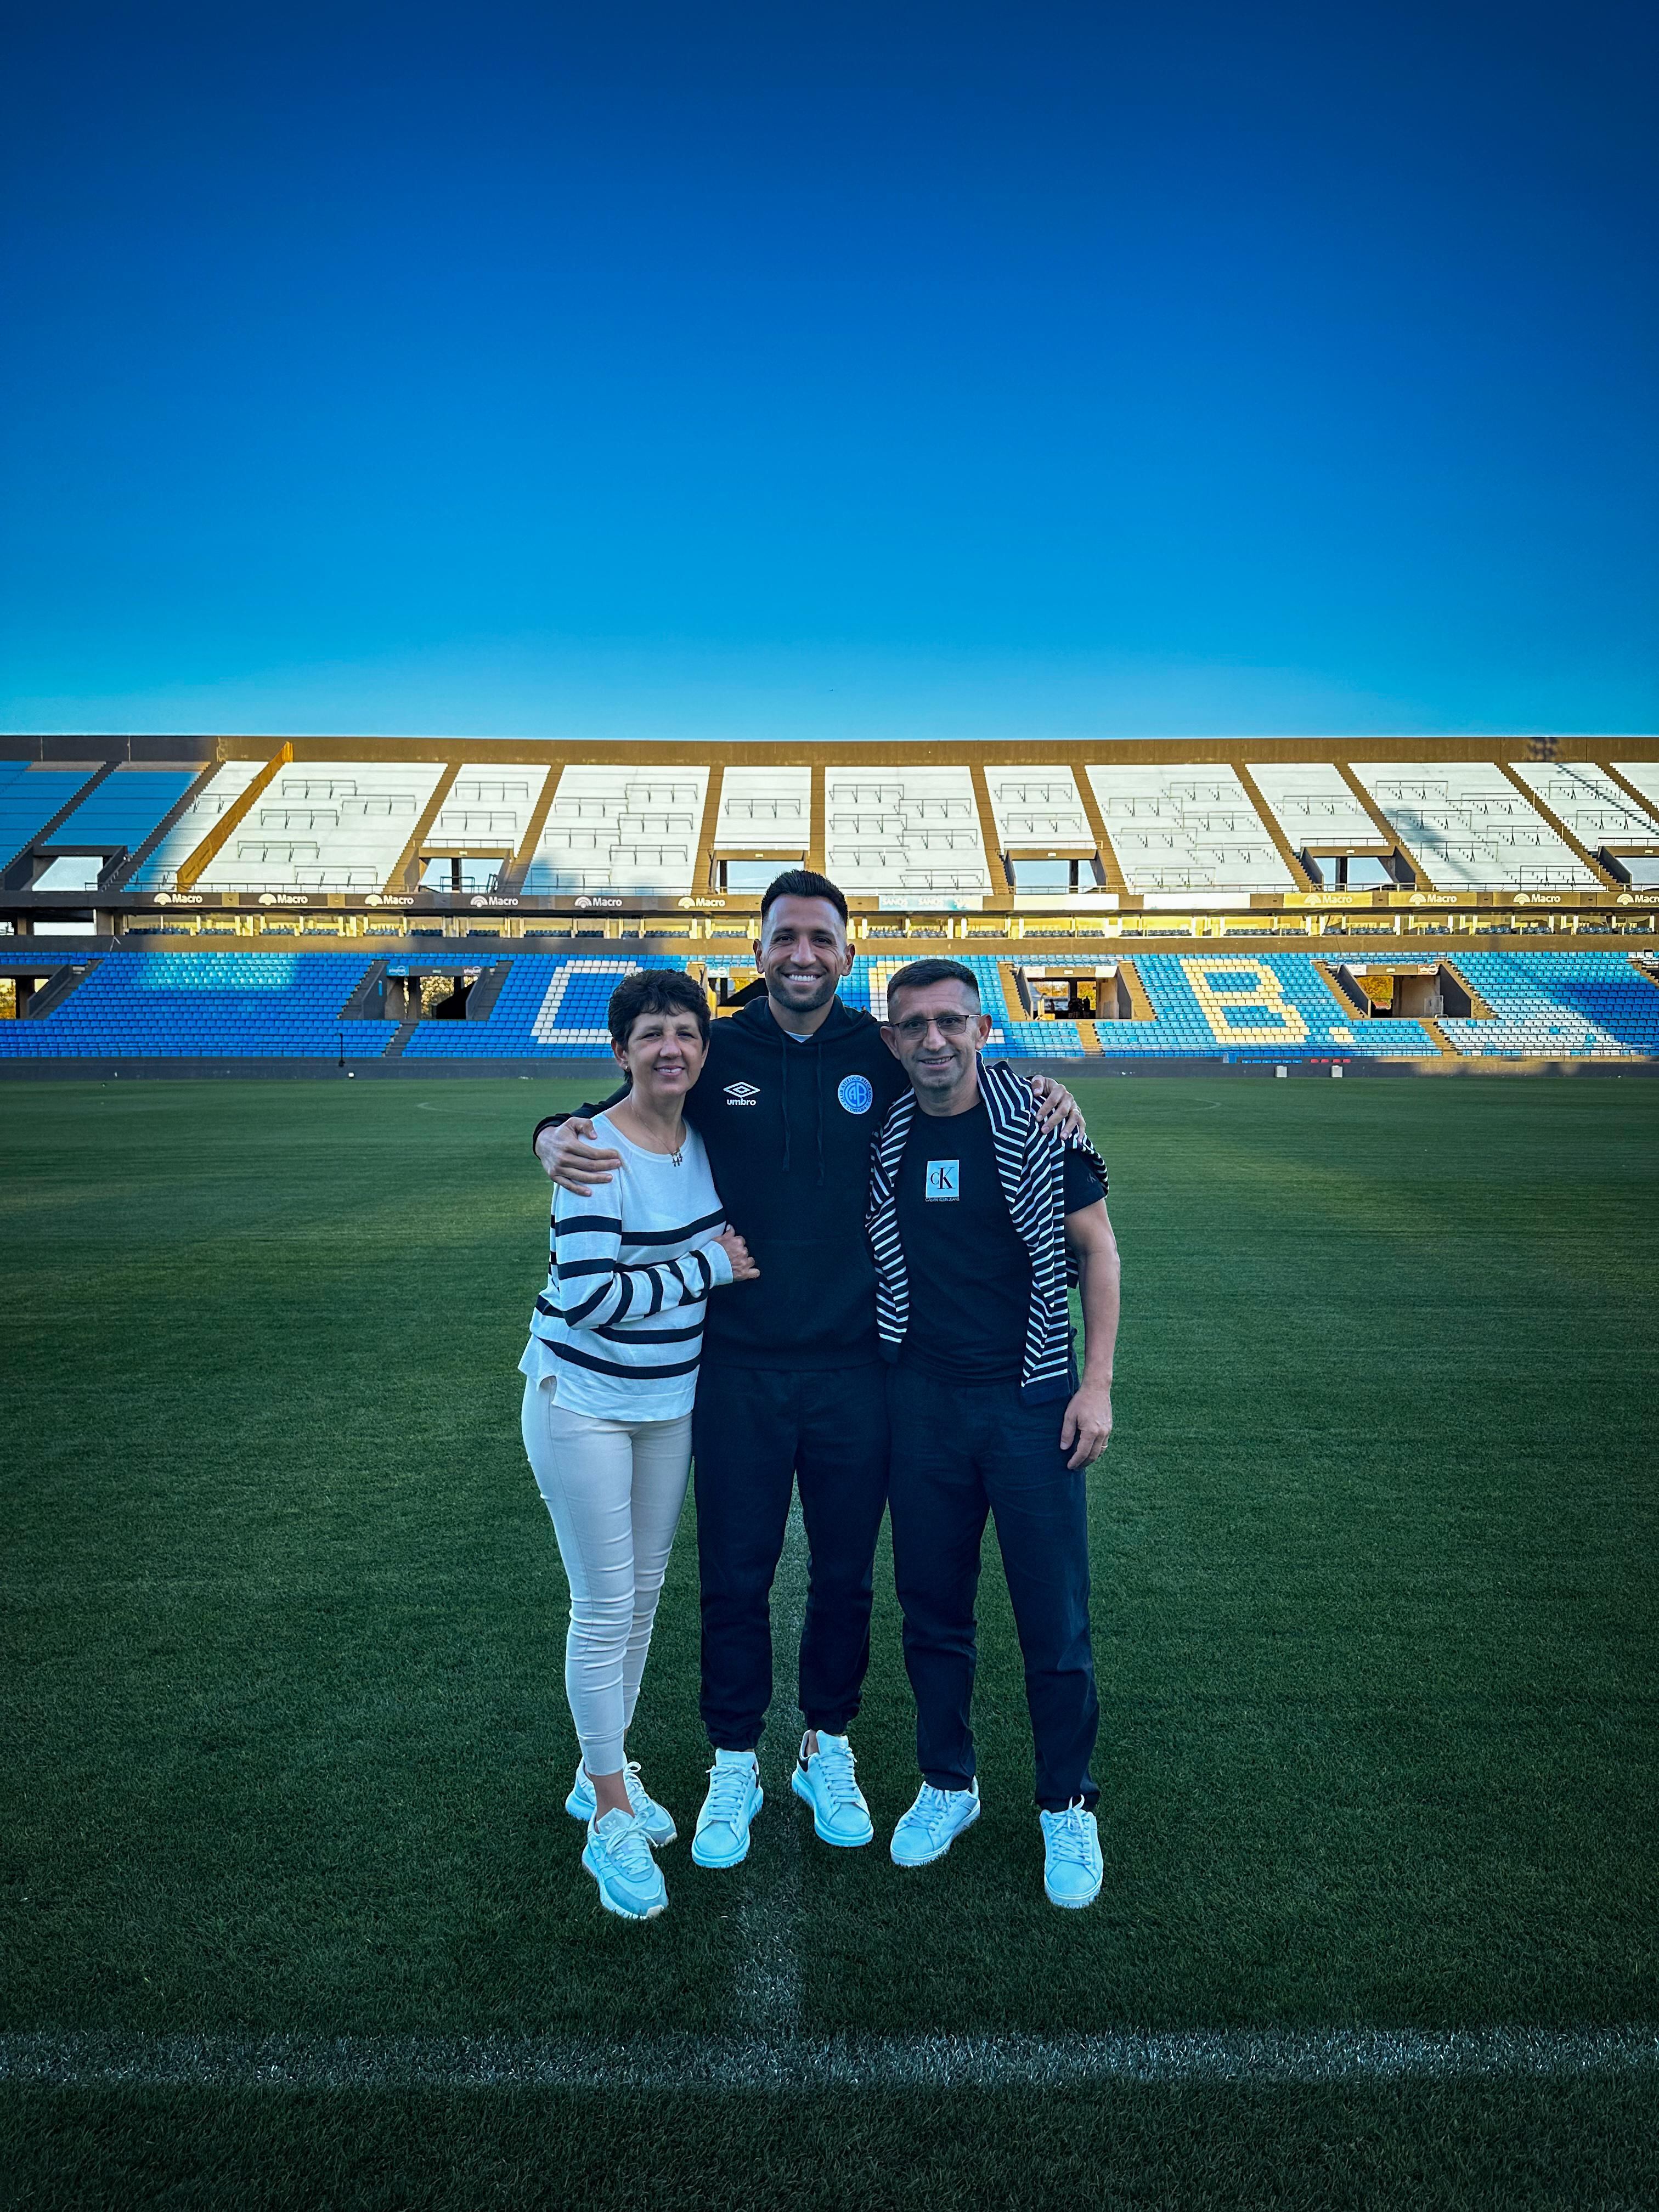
[889,1012,979,1042]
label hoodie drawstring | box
[779,1027,792,1175]
[814,1038,825,1186]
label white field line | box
[2,2028,1654,2092]
[735,1499,806,2034]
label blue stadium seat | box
[3,944,1654,1064]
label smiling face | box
[754,894,855,1022]
[614,1007,708,1106]
[881,977,992,1113]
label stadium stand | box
[1246,762,1394,888]
[3,736,1656,1070]
[1614,761,1659,812]
[1351,761,1599,890]
[0,949,390,1059]
[1085,765,1295,898]
[982,769,1097,892]
[15,946,1654,1063]
[24,768,201,890]
[0,764,98,869]
[193,762,447,895]
[521,765,709,896]
[402,954,680,1058]
[824,766,991,901]
[712,767,812,891]
[124,761,267,889]
[1437,950,1659,1059]
[421,767,551,894]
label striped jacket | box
[867,1059,1108,1406]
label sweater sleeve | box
[551,1182,731,1329]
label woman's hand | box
[715,1228,760,1283]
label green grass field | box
[3,1075,1656,2208]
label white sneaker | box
[691,1749,764,1869]
[582,1808,667,1921]
[890,1780,981,1868]
[1040,1800,1103,1909]
[790,1731,874,1847]
[565,1760,677,1846]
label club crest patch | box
[837,1074,873,1115]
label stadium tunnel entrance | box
[341,959,512,1024]
[1009,961,1155,1023]
[1324,961,1494,1021]
[0,960,97,1020]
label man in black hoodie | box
[532,870,1080,1870]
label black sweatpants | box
[692,1362,890,1752]
[887,1361,1099,1812]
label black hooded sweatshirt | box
[533,995,910,1372]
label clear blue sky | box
[2,0,1654,738]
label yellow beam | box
[692,765,725,893]
[1234,761,1314,890]
[1496,761,1617,890]
[1333,762,1436,893]
[383,764,459,894]
[1072,769,1128,896]
[176,743,292,889]
[808,764,826,874]
[504,764,564,892]
[969,764,1011,896]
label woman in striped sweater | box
[520,969,757,1921]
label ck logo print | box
[925,1159,960,1201]
[724,1082,760,1107]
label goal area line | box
[4,2028,1655,2092]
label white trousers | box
[520,1378,693,1775]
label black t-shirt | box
[896,1099,1104,1383]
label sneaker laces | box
[1046,1800,1095,1864]
[702,1758,756,1827]
[808,1735,864,1811]
[593,1809,654,1878]
[911,1783,967,1838]
[620,1760,653,1814]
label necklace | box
[618,1100,685,1164]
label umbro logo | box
[724,1081,760,1107]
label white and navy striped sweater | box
[867,1059,1109,1406]
[520,1111,733,1419]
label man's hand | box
[1029,1074,1086,1141]
[1060,1382,1113,1470]
[535,1116,625,1195]
[715,1228,760,1282]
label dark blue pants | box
[887,1362,1099,1812]
[692,1362,890,1752]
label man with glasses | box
[870,957,1120,1908]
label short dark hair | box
[759,868,849,932]
[885,958,980,1017]
[607,967,711,1053]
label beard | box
[766,968,840,1014]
